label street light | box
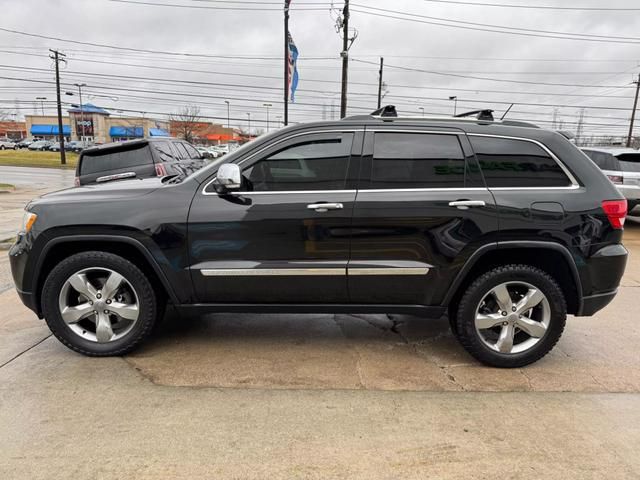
[74,83,87,140]
[246,112,251,136]
[418,107,425,117]
[449,96,458,116]
[263,103,273,132]
[35,97,47,116]
[224,100,230,129]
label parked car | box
[16,139,34,149]
[27,140,53,151]
[9,110,628,367]
[581,147,640,212]
[48,142,73,152]
[206,147,221,158]
[0,138,17,150]
[74,138,208,186]
[67,140,94,153]
[196,146,214,159]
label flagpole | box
[284,0,290,126]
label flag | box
[288,32,299,102]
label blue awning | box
[31,124,71,136]
[109,126,143,138]
[149,128,170,137]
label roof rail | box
[455,109,494,121]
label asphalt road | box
[0,165,75,189]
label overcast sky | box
[0,0,639,139]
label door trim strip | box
[348,267,430,276]
[201,268,345,276]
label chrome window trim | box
[202,129,364,196]
[467,133,580,188]
[229,189,357,196]
[357,187,488,193]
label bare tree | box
[170,105,201,143]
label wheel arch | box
[33,235,179,317]
[444,241,582,317]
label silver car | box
[582,147,640,212]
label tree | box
[170,105,201,143]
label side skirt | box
[174,303,447,318]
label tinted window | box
[370,133,466,189]
[152,141,178,163]
[583,150,620,171]
[181,142,202,159]
[615,153,640,173]
[471,136,572,188]
[80,144,152,175]
[243,133,353,191]
[173,142,190,160]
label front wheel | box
[42,251,158,356]
[454,264,566,368]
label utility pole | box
[284,0,290,126]
[377,57,384,109]
[246,112,251,136]
[576,108,585,146]
[449,96,458,116]
[627,73,640,148]
[339,0,350,118]
[224,100,230,128]
[49,49,66,165]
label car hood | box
[29,177,164,207]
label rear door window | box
[615,153,640,172]
[180,142,202,160]
[80,144,153,175]
[368,133,467,189]
[152,141,179,163]
[470,136,573,188]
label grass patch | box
[0,150,78,169]
[0,183,15,189]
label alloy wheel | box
[474,281,550,354]
[58,267,140,343]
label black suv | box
[9,112,628,367]
[75,138,207,185]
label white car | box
[206,147,221,158]
[582,147,640,212]
[0,138,17,150]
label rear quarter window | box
[470,136,573,188]
[80,144,152,175]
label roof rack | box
[342,105,539,128]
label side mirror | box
[216,163,242,191]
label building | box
[24,104,170,143]
[0,120,27,140]
[169,120,242,145]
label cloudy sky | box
[0,0,639,139]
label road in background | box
[0,166,75,189]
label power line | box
[108,0,328,10]
[421,0,640,11]
[350,5,640,44]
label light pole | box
[263,103,272,132]
[74,83,87,140]
[418,107,425,117]
[246,112,251,136]
[224,100,230,129]
[276,115,282,127]
[449,96,458,116]
[36,97,47,116]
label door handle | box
[448,200,486,210]
[307,202,344,212]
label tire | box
[454,264,566,368]
[41,251,158,356]
[0,146,4,150]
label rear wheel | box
[454,264,566,368]
[42,251,158,356]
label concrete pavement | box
[0,225,639,477]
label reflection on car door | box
[188,130,362,303]
[348,128,498,306]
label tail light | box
[155,163,167,177]
[602,199,627,229]
[74,176,80,187]
[606,174,623,185]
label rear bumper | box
[578,290,618,316]
[576,243,627,316]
